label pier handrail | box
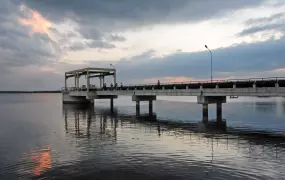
[126,76,284,87]
[62,76,285,91]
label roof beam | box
[65,67,115,74]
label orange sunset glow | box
[18,4,51,35]
[144,76,232,84]
[31,149,52,176]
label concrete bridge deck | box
[67,77,285,97]
[62,67,285,121]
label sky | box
[0,0,285,90]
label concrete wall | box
[62,92,91,104]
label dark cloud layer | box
[19,0,262,25]
[1,0,285,90]
[0,0,60,71]
[238,12,285,37]
[18,0,263,42]
[104,37,285,81]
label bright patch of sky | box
[59,0,285,63]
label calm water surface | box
[0,94,285,179]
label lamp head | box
[205,45,208,49]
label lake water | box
[0,94,285,179]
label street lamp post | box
[205,45,213,83]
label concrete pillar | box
[74,74,77,89]
[64,75,67,90]
[149,100,153,115]
[217,103,222,120]
[110,98,114,111]
[102,77,105,85]
[77,75,80,88]
[87,71,90,92]
[136,101,140,116]
[203,104,208,122]
[114,70,116,85]
[99,76,102,88]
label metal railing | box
[62,76,285,92]
[127,77,285,87]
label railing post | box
[74,73,77,90]
[87,70,90,92]
[64,74,67,91]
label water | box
[0,94,285,179]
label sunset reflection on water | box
[32,149,51,176]
[20,147,51,176]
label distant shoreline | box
[0,91,61,94]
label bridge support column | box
[202,104,208,122]
[136,101,140,116]
[132,95,156,116]
[149,100,153,115]
[110,98,114,111]
[217,103,222,120]
[64,74,67,91]
[197,96,226,121]
[94,95,118,111]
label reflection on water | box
[30,148,51,176]
[18,147,51,177]
[0,95,285,180]
[40,104,285,180]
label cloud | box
[1,0,285,90]
[238,12,285,37]
[0,1,61,70]
[245,13,285,26]
[102,36,285,82]
[18,4,51,34]
[107,34,126,42]
[0,0,63,91]
[18,0,263,42]
[20,0,262,25]
[88,40,116,49]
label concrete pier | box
[149,100,153,115]
[110,98,114,111]
[202,104,208,122]
[62,92,92,104]
[136,101,140,116]
[62,66,285,122]
[217,103,222,120]
[132,95,156,116]
[198,96,226,121]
